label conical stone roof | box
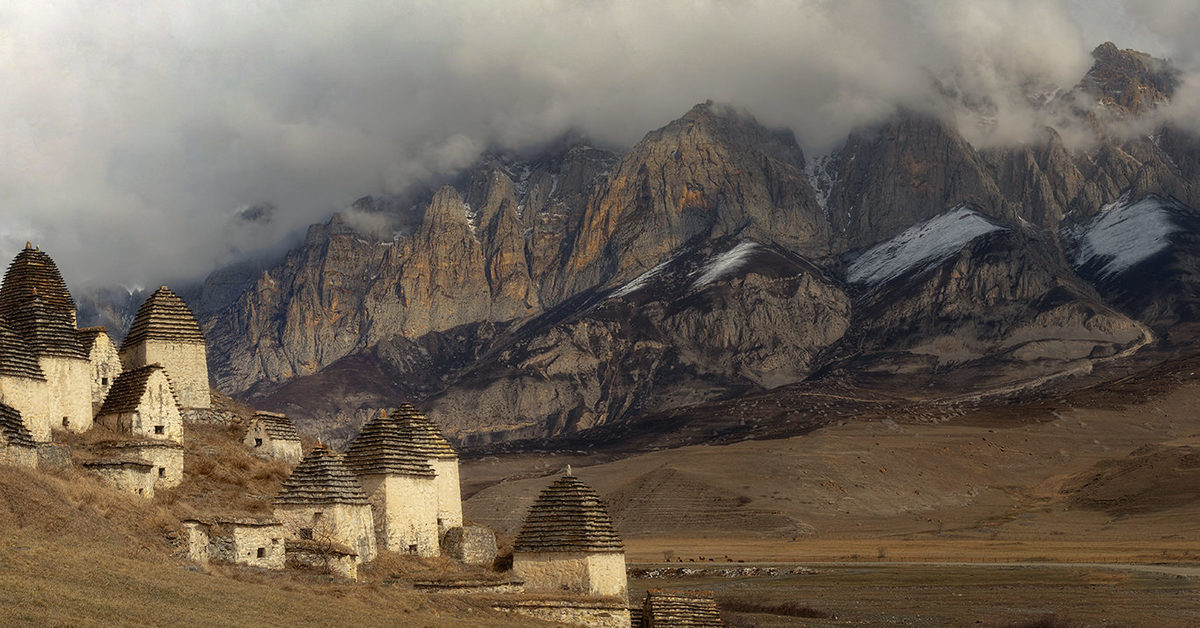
[274,445,370,506]
[3,293,87,359]
[343,411,436,478]
[121,286,205,348]
[252,411,301,442]
[0,401,36,448]
[391,403,458,460]
[513,473,623,553]
[98,364,180,416]
[642,589,723,627]
[0,244,77,327]
[0,319,45,380]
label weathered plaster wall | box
[430,457,463,534]
[359,474,439,556]
[123,444,183,489]
[87,463,155,498]
[275,503,376,563]
[514,551,628,599]
[244,422,302,463]
[441,525,498,566]
[0,375,50,441]
[121,340,210,409]
[40,356,92,434]
[87,335,121,411]
[98,371,184,444]
[183,521,286,570]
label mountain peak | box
[1085,42,1178,115]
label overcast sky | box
[2,0,1198,290]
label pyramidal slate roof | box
[0,319,45,381]
[76,327,113,353]
[0,244,77,327]
[252,411,301,442]
[0,401,36,448]
[641,589,723,627]
[274,445,370,506]
[98,364,180,416]
[343,410,436,478]
[2,293,87,359]
[391,403,458,460]
[513,473,623,553]
[121,286,205,349]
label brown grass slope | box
[0,428,538,626]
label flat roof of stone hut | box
[0,320,45,381]
[251,411,301,442]
[513,473,623,553]
[98,364,180,416]
[81,458,154,470]
[390,403,458,460]
[0,402,36,448]
[274,445,370,506]
[121,286,205,349]
[642,589,723,627]
[343,411,436,478]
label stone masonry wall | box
[0,441,36,468]
[430,457,463,534]
[87,335,121,412]
[244,422,302,463]
[0,375,50,441]
[275,502,377,563]
[122,340,210,409]
[88,463,155,498]
[360,474,439,556]
[39,356,92,434]
[514,551,628,599]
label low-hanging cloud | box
[0,1,1196,289]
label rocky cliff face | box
[197,43,1200,445]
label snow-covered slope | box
[1069,196,1182,279]
[846,206,1005,285]
[692,241,759,289]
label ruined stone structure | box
[244,411,302,463]
[94,440,184,490]
[343,410,439,556]
[120,286,210,409]
[96,365,184,444]
[392,403,463,534]
[0,401,37,467]
[513,472,628,599]
[82,458,156,497]
[285,538,359,580]
[638,590,724,627]
[442,525,498,566]
[0,244,92,439]
[77,327,121,414]
[183,517,286,570]
[273,445,376,563]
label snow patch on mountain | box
[692,241,759,289]
[1070,196,1180,279]
[846,207,1004,285]
[609,257,674,299]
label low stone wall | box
[181,408,238,426]
[412,580,523,595]
[35,443,71,470]
[0,443,37,468]
[285,539,358,580]
[442,525,498,566]
[494,598,631,628]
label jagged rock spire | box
[274,445,370,506]
[343,409,436,477]
[121,286,205,348]
[0,401,35,448]
[513,473,623,553]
